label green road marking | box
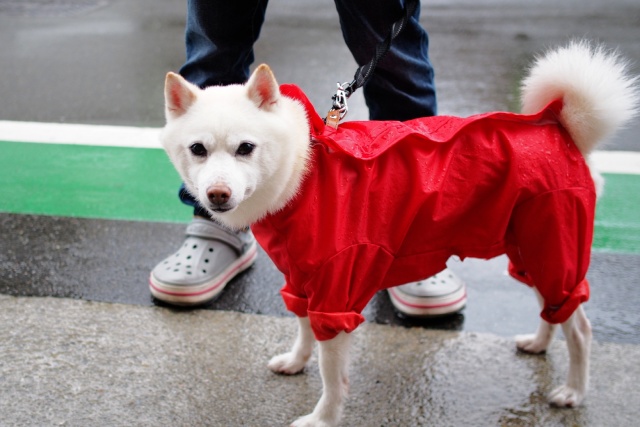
[593,173,640,254]
[0,140,639,254]
[0,141,190,223]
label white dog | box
[161,42,637,426]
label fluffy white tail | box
[521,41,638,155]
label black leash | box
[326,0,420,128]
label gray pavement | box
[1,0,640,425]
[3,295,640,426]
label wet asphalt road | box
[1,0,639,342]
[2,213,640,345]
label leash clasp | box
[325,81,352,129]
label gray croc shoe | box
[149,218,257,306]
[388,268,467,317]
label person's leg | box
[150,0,268,306]
[178,183,210,219]
[334,0,437,120]
[335,0,464,318]
[180,0,269,88]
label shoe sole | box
[149,241,258,306]
[388,285,467,317]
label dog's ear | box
[164,72,198,120]
[246,64,280,110]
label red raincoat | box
[251,84,593,341]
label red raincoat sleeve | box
[506,188,594,323]
[281,244,395,341]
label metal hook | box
[331,82,351,121]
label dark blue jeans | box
[178,0,437,216]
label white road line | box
[0,120,161,149]
[1,120,639,174]
[589,151,640,175]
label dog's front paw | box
[515,333,550,354]
[549,384,585,407]
[290,413,335,427]
[268,352,307,375]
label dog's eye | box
[236,142,255,157]
[189,142,207,157]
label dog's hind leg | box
[268,316,315,375]
[515,290,591,406]
[550,304,592,407]
[292,331,352,427]
[516,287,558,354]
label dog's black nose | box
[207,185,231,206]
